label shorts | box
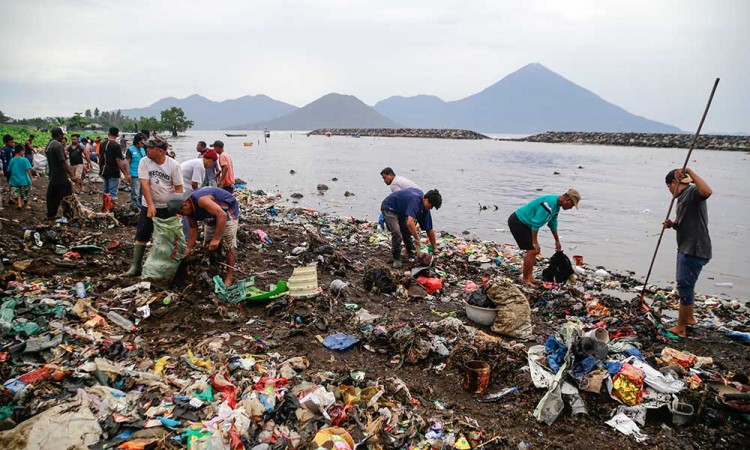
[135,205,174,242]
[103,177,120,198]
[676,252,709,306]
[204,219,239,252]
[11,185,31,201]
[71,164,84,180]
[508,212,534,250]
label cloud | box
[1,0,748,132]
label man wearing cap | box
[211,140,235,193]
[198,141,221,187]
[124,139,183,276]
[181,149,218,195]
[45,127,77,219]
[169,187,240,285]
[508,189,580,286]
[380,188,442,268]
[663,168,712,337]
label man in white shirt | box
[124,139,184,276]
[180,149,218,195]
[380,167,421,192]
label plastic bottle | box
[107,311,136,332]
[75,282,86,298]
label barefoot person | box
[170,186,240,286]
[508,189,580,286]
[663,168,712,337]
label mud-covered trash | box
[487,281,532,340]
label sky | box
[1,0,748,133]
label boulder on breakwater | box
[513,131,750,151]
[309,128,488,140]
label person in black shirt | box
[66,134,89,193]
[45,127,76,219]
[101,127,128,208]
[663,168,713,337]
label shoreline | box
[0,177,747,449]
[506,131,750,151]
[308,128,488,140]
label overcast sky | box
[1,0,747,132]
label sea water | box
[171,130,750,301]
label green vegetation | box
[1,107,194,138]
[0,124,45,147]
[160,107,195,137]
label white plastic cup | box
[584,327,610,344]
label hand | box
[208,239,220,251]
[184,247,192,258]
[533,242,540,254]
[147,205,156,218]
[431,246,439,255]
[555,240,562,251]
[125,175,131,183]
[663,219,676,229]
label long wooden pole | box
[639,78,720,307]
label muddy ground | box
[0,178,748,449]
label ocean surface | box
[169,130,750,301]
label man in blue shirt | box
[380,188,442,268]
[125,133,147,211]
[508,189,580,286]
[1,134,14,179]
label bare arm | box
[140,179,156,217]
[682,168,712,199]
[185,216,200,256]
[406,216,421,247]
[199,197,227,250]
[427,229,438,253]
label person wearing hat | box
[168,186,240,286]
[124,139,184,276]
[211,140,235,193]
[663,168,712,337]
[380,188,442,268]
[181,149,218,195]
[508,189,580,286]
[45,127,77,219]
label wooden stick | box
[639,78,720,306]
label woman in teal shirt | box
[7,145,34,209]
[125,133,147,211]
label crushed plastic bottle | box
[106,311,136,332]
[75,282,86,299]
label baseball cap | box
[202,149,218,161]
[665,169,693,185]
[210,140,224,148]
[566,189,581,209]
[166,193,189,216]
[146,139,168,150]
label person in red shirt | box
[211,140,235,193]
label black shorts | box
[135,206,174,242]
[508,212,533,250]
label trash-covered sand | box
[0,178,748,450]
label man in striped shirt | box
[507,189,580,286]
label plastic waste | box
[75,282,86,298]
[479,386,519,403]
[726,331,750,343]
[323,333,358,351]
[606,412,648,443]
[107,311,136,332]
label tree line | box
[0,107,194,137]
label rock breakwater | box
[515,131,750,151]
[309,128,488,140]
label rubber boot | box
[124,244,146,276]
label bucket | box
[573,255,583,266]
[584,327,610,344]
[463,360,490,394]
[671,402,694,426]
[465,304,497,326]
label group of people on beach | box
[377,165,712,338]
[3,127,713,336]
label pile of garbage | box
[1,184,749,449]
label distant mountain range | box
[120,94,296,130]
[231,93,399,130]
[118,64,682,133]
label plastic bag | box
[142,216,186,280]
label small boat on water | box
[225,133,247,137]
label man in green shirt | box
[507,189,580,286]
